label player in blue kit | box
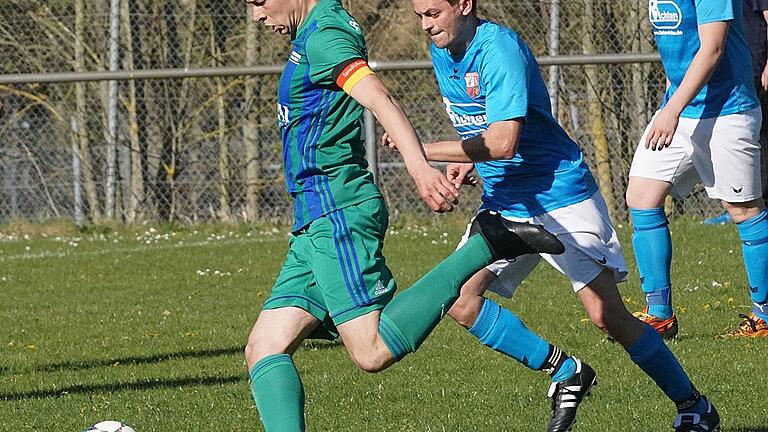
[383,0,720,430]
[628,0,768,340]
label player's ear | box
[459,0,475,16]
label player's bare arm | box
[387,119,520,164]
[762,10,768,91]
[382,119,522,163]
[646,21,729,151]
[349,73,459,212]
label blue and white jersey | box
[431,20,598,218]
[650,0,758,118]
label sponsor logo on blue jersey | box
[442,97,487,137]
[650,0,683,35]
[649,1,682,29]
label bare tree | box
[582,0,615,218]
[74,0,102,223]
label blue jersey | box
[431,21,598,218]
[650,0,758,118]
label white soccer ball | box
[84,421,137,432]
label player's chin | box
[430,37,446,48]
[429,32,448,47]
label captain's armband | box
[333,58,374,94]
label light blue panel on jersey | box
[431,21,597,218]
[650,0,759,118]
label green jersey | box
[277,0,381,232]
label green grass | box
[1,218,766,431]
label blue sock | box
[736,210,768,321]
[551,357,577,383]
[631,208,674,319]
[468,299,551,371]
[626,325,697,406]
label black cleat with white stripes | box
[546,359,597,432]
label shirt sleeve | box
[481,32,530,124]
[695,0,735,25]
[306,26,373,92]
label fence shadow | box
[4,339,343,376]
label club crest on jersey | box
[464,72,480,98]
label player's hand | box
[446,163,477,188]
[411,164,460,212]
[381,132,398,152]
[645,107,679,151]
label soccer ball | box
[83,421,137,432]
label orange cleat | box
[727,313,768,338]
[633,306,679,340]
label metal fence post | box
[105,0,121,219]
[547,0,561,116]
[70,116,84,227]
[364,109,379,185]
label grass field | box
[1,217,766,431]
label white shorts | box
[456,192,628,297]
[629,108,763,202]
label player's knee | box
[625,186,640,209]
[625,181,666,209]
[244,335,285,368]
[722,199,765,223]
[447,297,478,328]
[587,309,609,333]
[350,351,391,373]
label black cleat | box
[469,210,565,260]
[546,359,596,432]
[674,395,720,432]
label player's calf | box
[447,277,492,329]
[577,270,645,347]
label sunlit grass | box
[1,218,765,431]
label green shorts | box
[264,198,397,339]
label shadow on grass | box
[26,346,246,374]
[724,427,768,432]
[0,375,244,401]
[4,340,343,376]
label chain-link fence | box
[0,0,724,225]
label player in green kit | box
[242,0,566,430]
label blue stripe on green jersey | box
[308,92,371,305]
[334,205,372,303]
[312,102,369,306]
[327,211,364,306]
[299,87,331,224]
[279,60,298,194]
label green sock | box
[379,234,493,358]
[249,354,305,432]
